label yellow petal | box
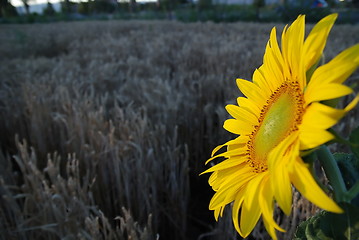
[259,177,285,232]
[232,188,246,236]
[344,94,359,112]
[253,67,272,93]
[261,28,286,89]
[258,65,280,91]
[263,49,285,89]
[215,171,256,209]
[206,149,242,165]
[236,78,267,106]
[209,181,240,210]
[268,131,299,168]
[304,13,337,70]
[240,173,266,237]
[263,217,278,240]
[290,160,343,213]
[282,15,306,87]
[214,207,221,221]
[301,102,345,130]
[210,136,248,158]
[202,156,247,174]
[269,27,286,75]
[237,96,261,114]
[305,83,353,104]
[299,128,334,150]
[208,171,218,187]
[270,162,292,215]
[223,118,254,135]
[209,166,245,190]
[307,43,359,88]
[225,104,259,125]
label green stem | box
[317,145,347,203]
[347,181,359,202]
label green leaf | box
[293,203,359,240]
[349,126,359,160]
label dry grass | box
[0,20,358,240]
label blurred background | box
[0,0,359,239]
[0,0,359,23]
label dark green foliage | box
[334,153,359,205]
[279,4,332,23]
[43,2,56,16]
[295,151,359,239]
[334,153,359,190]
[176,5,258,23]
[0,0,17,18]
[349,126,359,161]
[197,0,212,11]
[88,0,117,14]
[294,203,359,240]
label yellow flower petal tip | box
[203,14,358,239]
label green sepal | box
[293,203,359,240]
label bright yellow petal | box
[202,156,247,174]
[258,65,280,91]
[237,96,261,115]
[290,160,343,213]
[270,159,292,215]
[263,47,284,89]
[232,188,246,236]
[305,83,353,103]
[301,102,345,130]
[223,118,255,135]
[206,148,245,165]
[236,78,267,106]
[210,136,248,158]
[263,217,278,240]
[307,43,359,90]
[210,178,243,210]
[299,128,334,150]
[225,104,259,125]
[214,207,222,221]
[259,176,285,233]
[260,27,286,89]
[240,173,266,237]
[208,171,217,187]
[209,166,243,190]
[344,94,359,112]
[282,15,306,87]
[268,27,286,76]
[210,187,238,210]
[304,13,337,70]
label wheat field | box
[0,20,358,240]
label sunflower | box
[202,14,359,239]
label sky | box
[11,0,61,7]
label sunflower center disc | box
[248,81,304,171]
